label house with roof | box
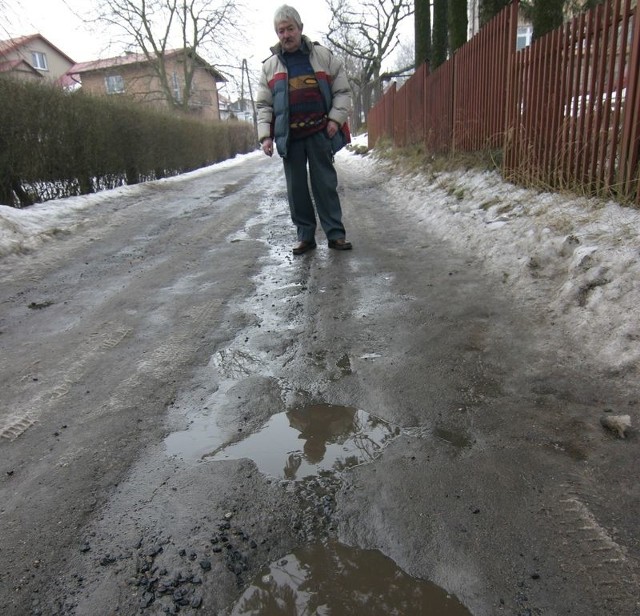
[219,95,255,124]
[68,49,226,121]
[0,34,76,85]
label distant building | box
[467,2,533,50]
[0,34,76,85]
[68,49,226,121]
[220,96,255,124]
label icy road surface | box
[0,149,638,615]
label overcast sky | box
[1,0,333,66]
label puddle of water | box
[207,404,401,480]
[228,541,471,615]
[165,413,223,460]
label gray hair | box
[274,5,302,30]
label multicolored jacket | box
[257,35,352,158]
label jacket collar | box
[270,34,314,57]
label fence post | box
[503,1,519,177]
[619,1,640,202]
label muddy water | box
[169,405,470,614]
[207,404,401,480]
[228,541,471,615]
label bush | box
[0,79,256,207]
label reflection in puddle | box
[213,348,260,379]
[207,404,400,480]
[229,541,471,615]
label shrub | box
[0,79,256,207]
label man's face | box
[276,18,303,53]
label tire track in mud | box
[0,415,37,440]
[0,157,287,616]
[0,323,133,440]
[0,168,270,443]
[551,473,640,615]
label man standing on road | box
[257,4,353,255]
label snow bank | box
[339,145,640,373]
[2,138,638,375]
[0,151,261,258]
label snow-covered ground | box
[1,138,638,378]
[342,136,640,378]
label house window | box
[105,74,125,94]
[517,26,533,50]
[31,51,48,71]
[172,72,182,103]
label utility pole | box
[240,59,257,136]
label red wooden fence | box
[368,0,640,205]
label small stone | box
[139,591,154,608]
[224,512,234,520]
[146,544,163,557]
[600,414,631,438]
[199,559,212,571]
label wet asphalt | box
[0,151,638,615]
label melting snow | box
[1,140,638,376]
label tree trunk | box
[449,0,468,53]
[432,0,449,69]
[415,0,432,69]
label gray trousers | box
[282,131,346,242]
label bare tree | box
[325,0,414,129]
[0,0,18,39]
[95,0,242,112]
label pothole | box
[205,404,401,480]
[228,541,471,615]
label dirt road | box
[1,151,638,615]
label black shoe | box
[292,240,317,255]
[328,238,353,250]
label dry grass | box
[371,141,500,177]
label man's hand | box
[261,138,274,157]
[326,120,340,139]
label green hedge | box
[0,78,256,207]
